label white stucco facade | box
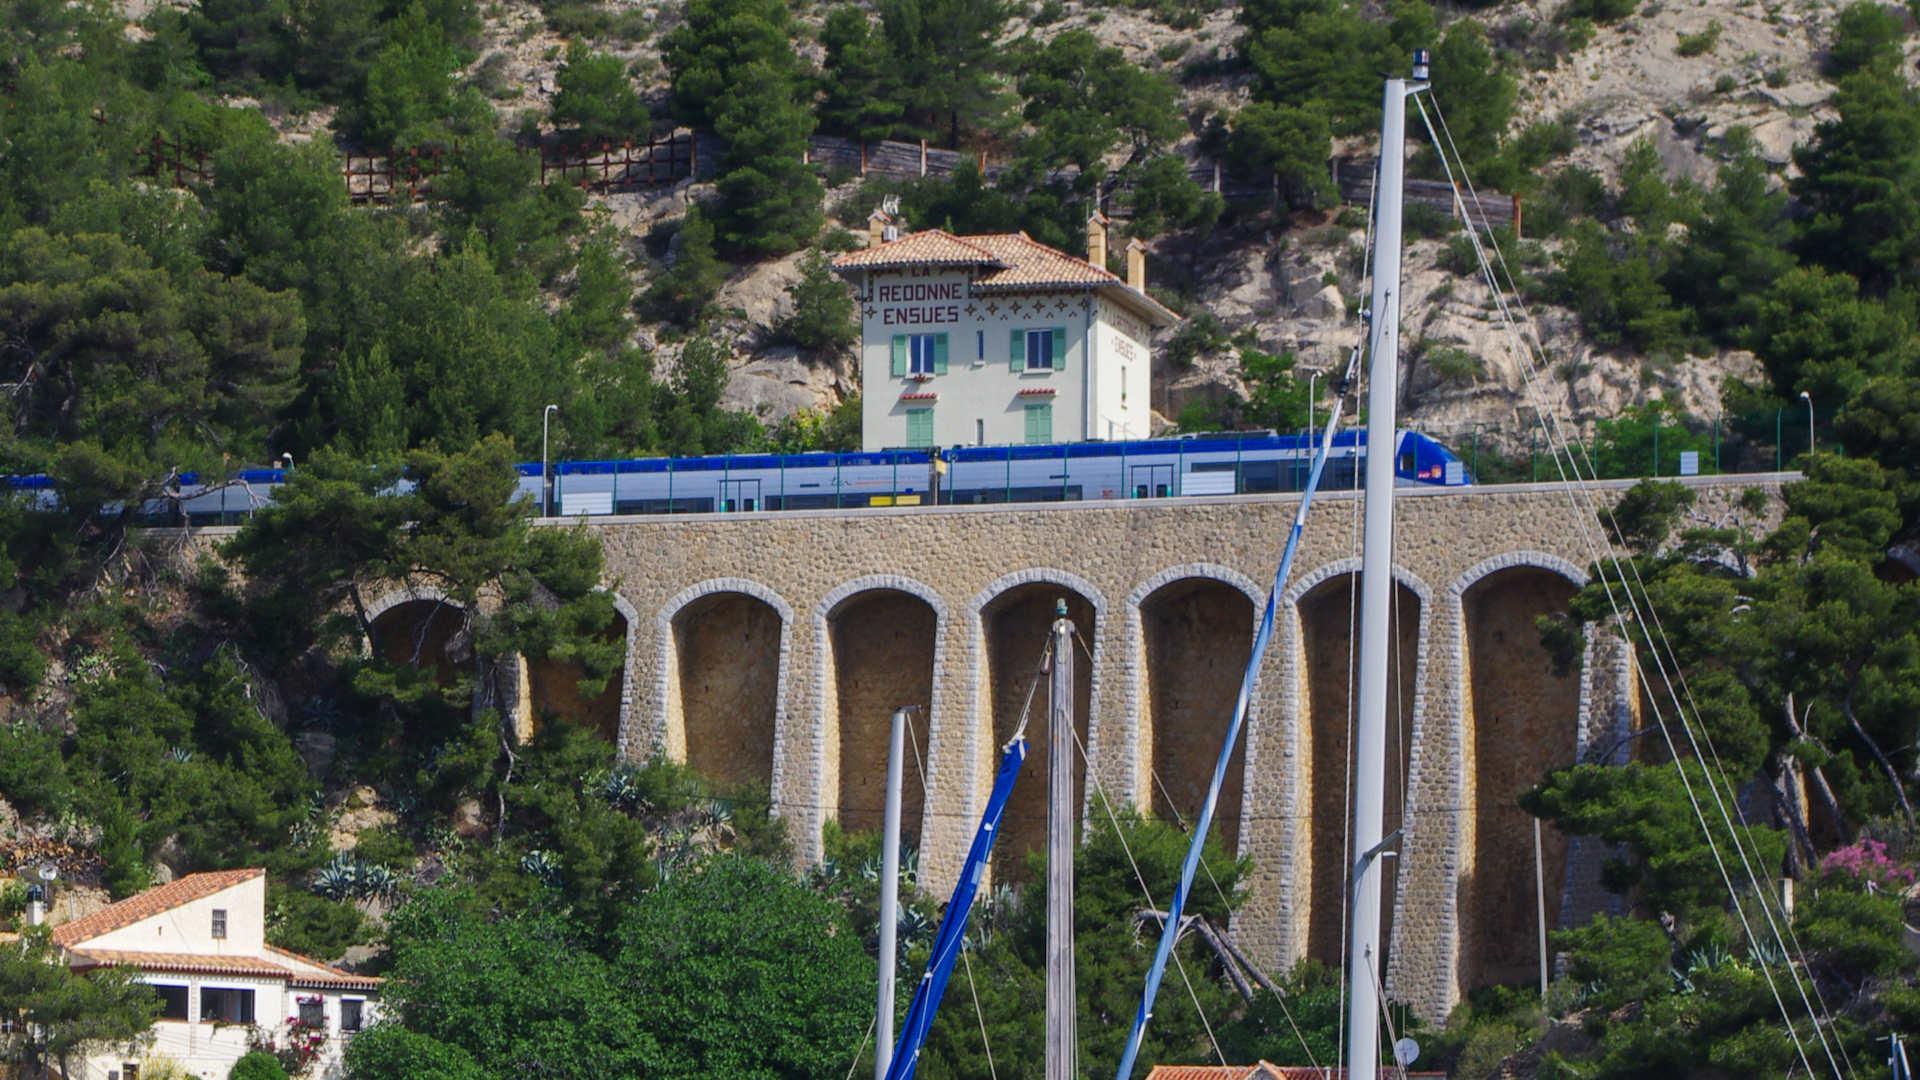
[48,869,379,1080]
[835,224,1176,452]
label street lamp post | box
[1306,370,1320,443]
[1799,390,1814,460]
[541,404,559,517]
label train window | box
[1399,452,1415,474]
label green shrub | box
[228,1051,289,1080]
[1424,344,1485,385]
[779,250,857,353]
[550,42,649,141]
[1675,20,1722,57]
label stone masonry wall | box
[317,474,1791,1022]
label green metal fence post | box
[667,459,675,513]
[1530,428,1538,482]
[1712,415,1720,474]
[1775,407,1783,472]
[1004,446,1011,503]
[1651,412,1660,477]
[1234,440,1243,494]
[1061,444,1069,502]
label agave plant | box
[167,746,195,764]
[598,766,647,812]
[520,849,562,887]
[312,854,361,901]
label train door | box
[1131,464,1173,499]
[720,479,761,512]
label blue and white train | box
[529,429,1467,516]
[8,430,1469,526]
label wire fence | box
[1423,405,1830,485]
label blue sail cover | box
[1112,407,1351,1080]
[883,736,1029,1080]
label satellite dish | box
[36,863,58,883]
[1394,1037,1421,1066]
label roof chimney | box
[26,883,46,927]
[1126,238,1148,292]
[868,209,892,247]
[1086,211,1109,270]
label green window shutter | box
[1052,327,1068,371]
[1009,328,1025,372]
[934,334,949,374]
[1025,403,1053,444]
[891,335,908,377]
[907,408,933,447]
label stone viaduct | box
[360,473,1789,1021]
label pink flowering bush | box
[1819,838,1916,892]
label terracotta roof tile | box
[51,869,263,947]
[833,228,1179,326]
[831,230,1002,270]
[968,232,1120,289]
[68,949,290,979]
[266,944,384,990]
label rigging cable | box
[1111,330,1366,1079]
[1414,91,1846,1079]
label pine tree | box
[334,343,407,457]
[550,42,649,142]
[818,6,904,141]
[662,0,801,128]
[880,0,1015,144]
[710,61,823,255]
[1792,69,1920,295]
[641,208,728,325]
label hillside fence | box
[128,126,1520,233]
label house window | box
[976,330,984,360]
[298,998,325,1027]
[1024,403,1053,444]
[905,408,934,449]
[890,333,948,377]
[199,986,256,1024]
[211,909,227,939]
[123,1066,139,1080]
[1009,327,1067,371]
[341,998,364,1033]
[152,984,190,1021]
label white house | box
[50,868,379,1080]
[832,213,1179,452]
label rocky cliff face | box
[450,0,1914,446]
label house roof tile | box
[830,230,1001,270]
[68,949,291,979]
[266,945,384,990]
[51,869,263,947]
[832,228,1179,326]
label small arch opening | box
[1141,578,1256,854]
[1298,573,1420,967]
[828,589,937,846]
[670,591,782,792]
[983,583,1094,881]
[1461,565,1581,989]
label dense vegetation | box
[0,0,1918,1075]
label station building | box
[831,213,1179,452]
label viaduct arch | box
[349,473,1782,1021]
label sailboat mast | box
[1045,602,1078,1080]
[1347,50,1427,1080]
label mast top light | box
[1411,49,1431,80]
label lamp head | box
[1799,390,1811,400]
